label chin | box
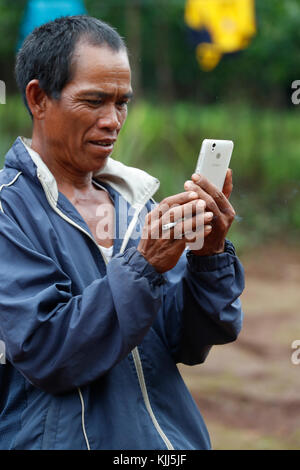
[90,156,110,174]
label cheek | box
[118,108,128,128]
[44,113,65,138]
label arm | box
[139,169,244,363]
[0,212,164,394]
[153,240,244,364]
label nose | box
[96,104,121,132]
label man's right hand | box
[137,191,213,273]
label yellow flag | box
[185,0,256,71]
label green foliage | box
[0,0,27,58]
[0,95,31,156]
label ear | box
[25,79,49,120]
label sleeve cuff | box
[123,247,166,286]
[186,240,237,272]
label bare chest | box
[73,190,115,248]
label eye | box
[116,100,129,109]
[85,99,103,106]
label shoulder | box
[0,168,23,212]
[0,167,22,187]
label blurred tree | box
[152,0,175,102]
[0,0,27,91]
[125,0,142,99]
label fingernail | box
[206,212,214,220]
[192,173,201,182]
[205,225,212,232]
[189,191,198,199]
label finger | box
[161,198,205,227]
[185,223,213,240]
[147,199,203,240]
[150,191,200,223]
[161,191,199,209]
[184,224,213,250]
[222,169,233,199]
[185,225,213,250]
[172,208,213,239]
[181,210,214,229]
[190,173,234,213]
[184,180,223,218]
[161,200,205,240]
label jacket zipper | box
[131,348,174,450]
[37,172,173,450]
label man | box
[0,16,244,450]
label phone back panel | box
[195,139,234,191]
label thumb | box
[222,169,233,199]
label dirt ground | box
[179,244,300,450]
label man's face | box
[41,41,132,174]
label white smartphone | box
[195,139,234,191]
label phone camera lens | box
[212,143,216,151]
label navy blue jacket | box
[0,137,244,450]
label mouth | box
[88,139,116,150]
[89,139,116,147]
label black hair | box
[15,15,127,117]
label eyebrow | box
[80,91,134,100]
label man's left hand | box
[184,169,236,256]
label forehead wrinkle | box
[80,90,133,98]
[70,43,130,81]
[62,43,131,101]
[69,64,131,95]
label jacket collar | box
[4,137,160,209]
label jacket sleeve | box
[0,211,164,394]
[153,240,245,364]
